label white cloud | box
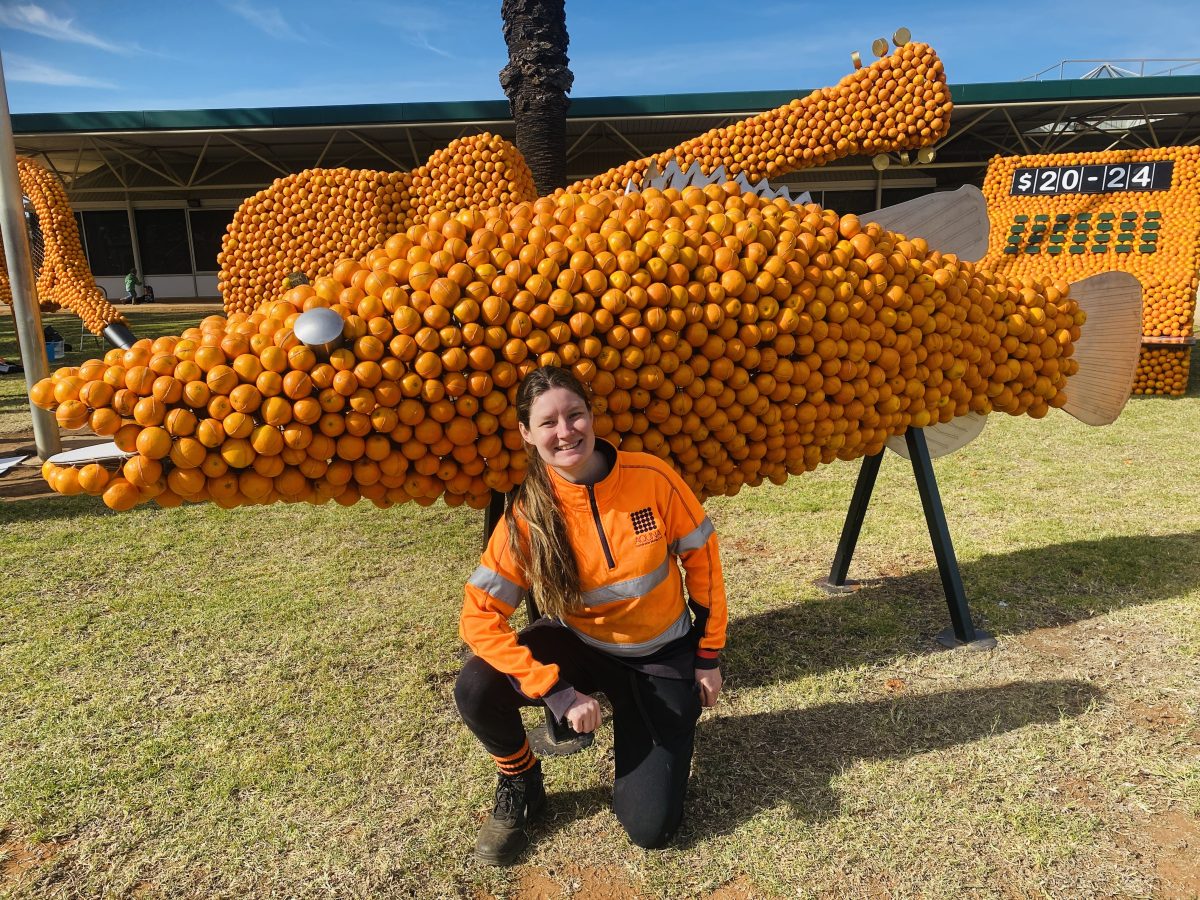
[224,1,306,42]
[0,3,127,53]
[4,52,116,88]
[408,31,453,60]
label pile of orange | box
[408,133,538,224]
[1132,346,1191,395]
[32,184,1083,511]
[981,147,1200,396]
[0,157,123,334]
[218,134,536,315]
[217,42,949,321]
[574,42,951,193]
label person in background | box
[455,366,727,865]
[124,269,142,305]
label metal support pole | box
[817,430,995,649]
[816,451,883,593]
[904,429,995,649]
[0,51,61,459]
[125,198,142,291]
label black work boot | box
[474,761,546,865]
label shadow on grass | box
[0,390,35,412]
[0,492,111,523]
[682,678,1100,842]
[532,679,1100,846]
[726,530,1200,690]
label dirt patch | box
[1144,809,1200,898]
[507,865,651,899]
[1016,619,1114,660]
[1127,702,1190,733]
[1053,775,1107,813]
[0,828,69,889]
[499,866,763,899]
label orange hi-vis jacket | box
[460,444,728,704]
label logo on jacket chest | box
[630,507,664,546]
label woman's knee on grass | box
[614,797,681,849]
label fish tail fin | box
[864,185,990,262]
[1060,272,1143,426]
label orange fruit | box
[123,455,163,488]
[135,427,172,460]
[103,478,142,511]
[250,424,284,456]
[77,463,111,495]
[220,438,256,469]
[170,437,207,469]
[222,411,255,440]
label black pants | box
[454,620,701,849]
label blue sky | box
[2,0,1198,114]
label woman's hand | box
[564,694,602,733]
[695,667,723,708]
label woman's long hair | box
[505,367,590,620]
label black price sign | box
[1010,161,1173,196]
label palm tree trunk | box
[499,0,573,196]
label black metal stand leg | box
[483,489,505,545]
[904,429,996,650]
[816,451,883,594]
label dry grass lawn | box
[0,307,1197,898]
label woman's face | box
[519,386,596,480]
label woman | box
[455,366,727,865]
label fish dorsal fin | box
[660,159,683,188]
[886,412,988,460]
[1060,271,1143,426]
[642,159,661,188]
[794,190,813,205]
[864,185,990,262]
[682,161,704,187]
[709,164,728,185]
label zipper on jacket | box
[586,484,616,569]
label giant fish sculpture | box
[28,37,1142,510]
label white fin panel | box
[1060,272,1143,426]
[864,185,990,262]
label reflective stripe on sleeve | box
[581,555,672,608]
[468,564,526,608]
[669,517,714,555]
[567,607,693,657]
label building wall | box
[73,203,234,300]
